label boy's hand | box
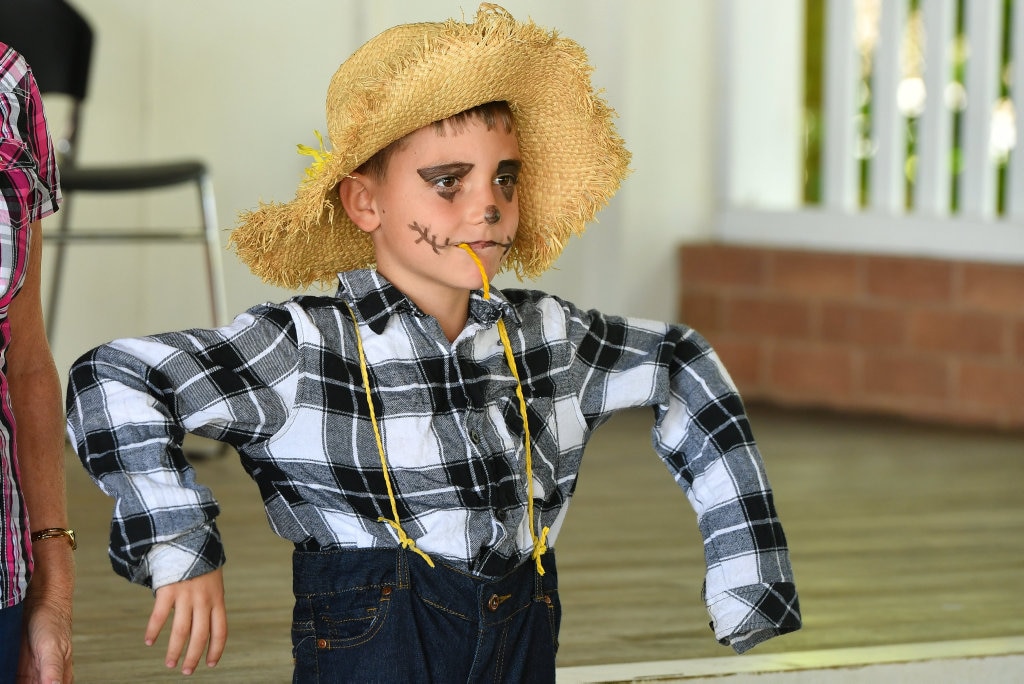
[146,568,228,675]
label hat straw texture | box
[230,3,630,290]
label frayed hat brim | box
[230,3,631,290]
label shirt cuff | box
[705,581,802,653]
[139,524,225,591]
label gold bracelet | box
[30,528,77,551]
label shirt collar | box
[335,269,513,335]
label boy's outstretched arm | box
[564,303,801,652]
[64,304,299,672]
[146,568,227,675]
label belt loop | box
[397,547,410,589]
[533,557,544,600]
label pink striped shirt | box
[0,43,61,608]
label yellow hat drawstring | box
[346,302,435,568]
[459,244,550,575]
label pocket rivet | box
[316,638,328,649]
[382,586,393,597]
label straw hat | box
[230,3,631,290]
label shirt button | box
[496,509,508,522]
[469,430,481,445]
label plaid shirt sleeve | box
[66,303,300,589]
[557,298,801,653]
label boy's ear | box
[338,174,380,233]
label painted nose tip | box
[484,205,501,225]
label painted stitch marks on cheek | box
[410,222,452,254]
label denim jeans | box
[0,601,24,683]
[291,547,560,683]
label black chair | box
[0,0,226,339]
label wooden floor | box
[64,405,1024,682]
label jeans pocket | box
[294,584,395,650]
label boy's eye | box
[418,163,472,197]
[494,174,518,187]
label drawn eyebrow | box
[417,162,474,180]
[497,160,522,175]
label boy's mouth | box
[459,238,514,254]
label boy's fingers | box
[207,605,228,667]
[181,608,211,675]
[145,594,173,646]
[147,571,227,672]
[165,602,193,670]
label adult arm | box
[8,220,73,683]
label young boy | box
[66,5,800,681]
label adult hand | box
[17,541,74,684]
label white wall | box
[41,0,722,384]
[717,0,805,210]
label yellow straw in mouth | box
[458,243,491,299]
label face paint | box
[417,162,473,202]
[409,222,514,255]
[484,205,500,225]
[367,120,520,301]
[409,221,452,254]
[495,160,522,202]
[416,159,521,204]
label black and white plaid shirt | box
[67,268,800,652]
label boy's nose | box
[484,205,501,225]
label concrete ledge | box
[557,636,1024,682]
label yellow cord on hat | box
[459,244,550,576]
[346,302,435,568]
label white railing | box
[717,0,1024,264]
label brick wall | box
[678,243,1024,430]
